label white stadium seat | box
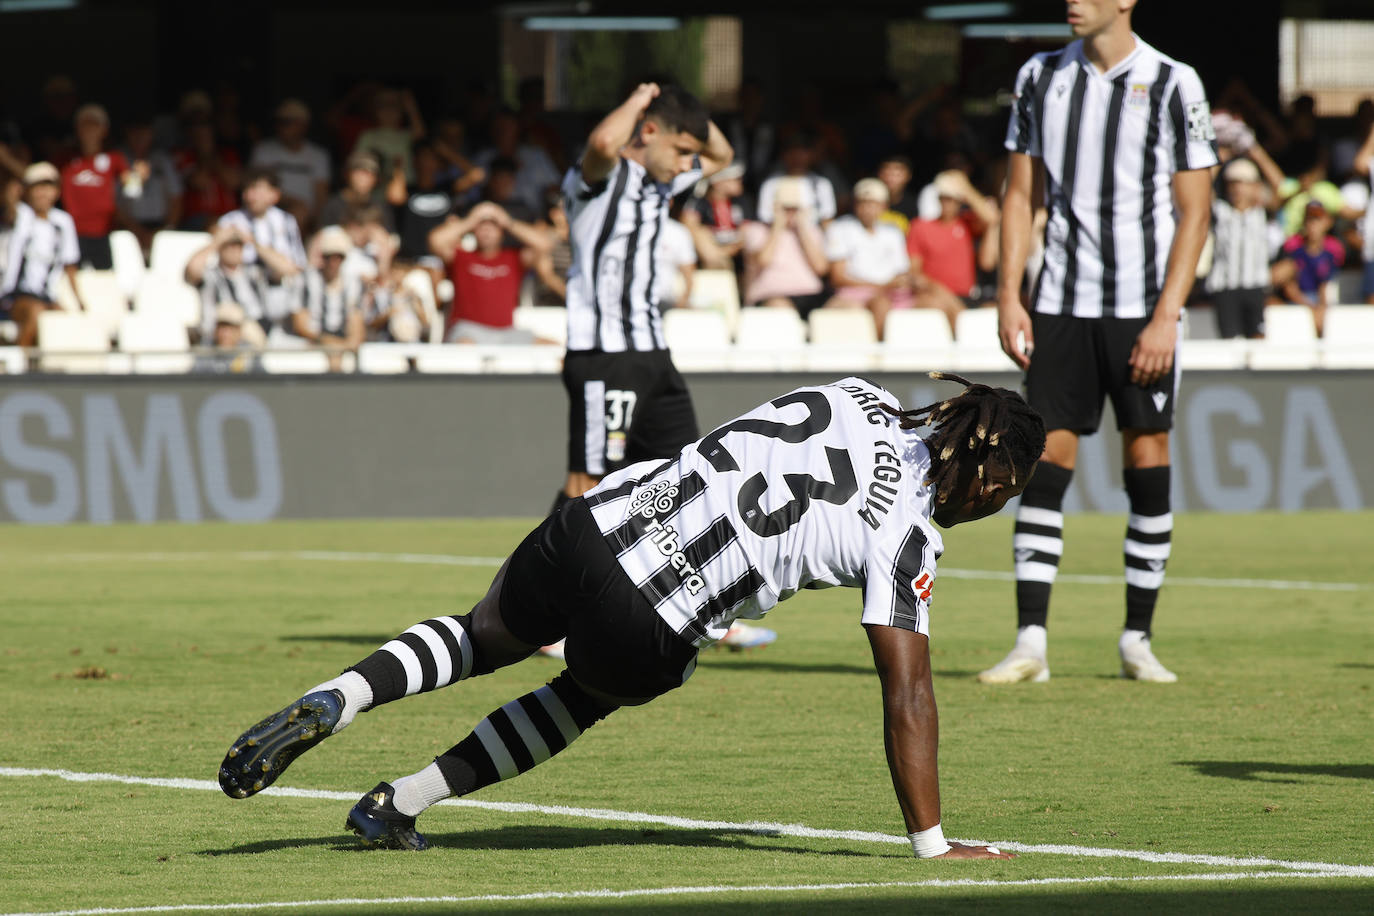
[1320,305,1374,368]
[804,307,879,372]
[512,305,568,346]
[117,313,192,374]
[148,230,212,282]
[880,309,957,371]
[1249,305,1318,370]
[55,269,128,341]
[134,274,202,329]
[685,269,742,334]
[663,308,731,371]
[37,311,113,373]
[1178,338,1251,370]
[0,346,26,373]
[109,229,147,300]
[952,307,1018,372]
[259,350,332,374]
[732,307,807,371]
[357,342,420,374]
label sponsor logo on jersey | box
[628,480,706,595]
[628,479,678,518]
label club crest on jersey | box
[911,571,933,603]
[1128,83,1150,106]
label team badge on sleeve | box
[1186,101,1215,142]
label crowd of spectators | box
[2,72,1373,369]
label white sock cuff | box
[307,670,373,733]
[391,762,452,817]
[1016,624,1048,655]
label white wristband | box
[909,823,953,858]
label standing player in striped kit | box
[218,374,1043,859]
[979,0,1216,685]
[554,83,733,509]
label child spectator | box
[319,151,395,233]
[293,226,366,367]
[192,302,264,374]
[1276,201,1343,336]
[61,104,140,269]
[741,176,829,314]
[216,167,308,327]
[1,162,82,347]
[427,201,550,343]
[877,154,920,233]
[364,260,431,343]
[758,132,837,226]
[185,222,273,345]
[250,99,331,232]
[1207,156,1282,339]
[823,177,910,337]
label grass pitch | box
[2,510,1372,914]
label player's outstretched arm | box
[696,120,735,181]
[865,624,1014,860]
[583,83,661,185]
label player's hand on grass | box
[1129,316,1178,386]
[935,842,1016,860]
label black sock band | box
[435,672,617,797]
[1122,466,1172,634]
[347,613,480,707]
[1014,461,1072,629]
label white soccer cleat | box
[718,621,778,651]
[977,625,1049,684]
[1119,630,1178,683]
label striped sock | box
[432,672,617,800]
[1014,462,1072,629]
[346,613,481,708]
[1123,466,1172,634]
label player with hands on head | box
[985,0,1216,685]
[218,373,1041,860]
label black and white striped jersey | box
[1,202,79,300]
[300,268,365,338]
[562,157,701,353]
[197,263,270,340]
[218,206,308,276]
[584,377,945,647]
[1205,200,1270,293]
[1004,37,1218,319]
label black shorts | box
[1025,312,1179,434]
[499,497,699,702]
[562,349,699,476]
[1211,288,1266,339]
[78,236,113,271]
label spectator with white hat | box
[293,225,366,368]
[822,176,911,338]
[1,162,82,347]
[1207,156,1282,338]
[741,175,828,315]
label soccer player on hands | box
[219,373,1044,860]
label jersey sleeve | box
[670,162,704,197]
[1004,56,1045,157]
[58,213,80,267]
[862,523,938,636]
[1166,66,1219,172]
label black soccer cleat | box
[346,782,430,850]
[218,689,343,799]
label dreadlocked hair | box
[880,371,1046,504]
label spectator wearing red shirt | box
[906,170,999,332]
[427,201,550,343]
[174,118,242,230]
[60,104,139,269]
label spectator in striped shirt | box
[1205,156,1282,339]
[184,222,273,347]
[293,226,366,369]
[0,162,82,347]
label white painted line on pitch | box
[21,550,1374,593]
[3,767,1371,879]
[0,870,1353,916]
